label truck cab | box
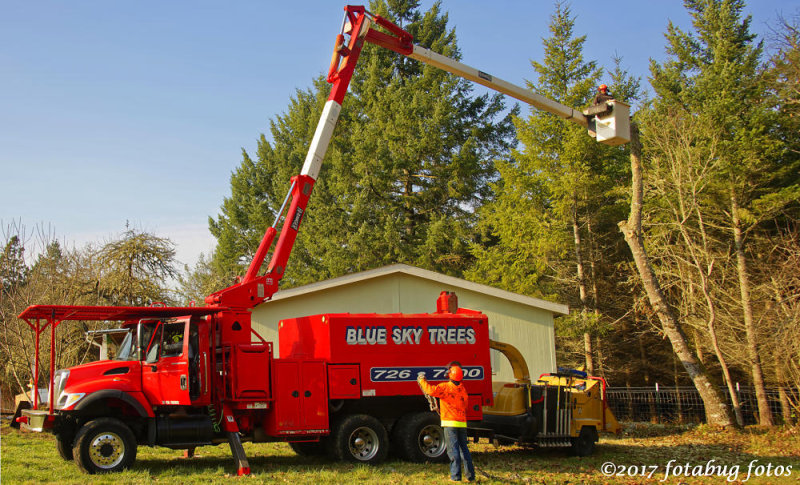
[50,316,211,417]
[18,306,219,473]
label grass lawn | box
[1,420,799,484]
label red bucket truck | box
[17,5,624,475]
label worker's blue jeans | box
[444,427,475,481]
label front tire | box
[329,414,389,464]
[56,432,75,461]
[395,412,447,462]
[72,418,137,474]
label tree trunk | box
[638,330,656,422]
[625,367,634,420]
[638,331,650,385]
[688,206,744,426]
[583,332,594,375]
[693,329,705,365]
[686,211,744,425]
[707,308,745,426]
[596,335,606,379]
[618,124,734,427]
[673,353,684,424]
[572,204,593,374]
[587,220,605,378]
[730,188,773,426]
[776,355,793,425]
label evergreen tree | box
[209,80,329,284]
[209,0,515,287]
[648,0,800,426]
[469,2,627,373]
[0,235,28,296]
[770,14,800,126]
[178,253,228,305]
[31,241,64,284]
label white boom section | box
[409,45,588,128]
[301,100,342,180]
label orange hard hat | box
[448,365,463,381]
[599,84,608,92]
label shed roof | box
[268,264,569,315]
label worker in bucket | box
[418,363,475,482]
[593,84,614,105]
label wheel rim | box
[418,424,446,458]
[348,426,379,461]
[88,431,125,469]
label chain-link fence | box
[607,385,795,425]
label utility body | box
[17,5,624,475]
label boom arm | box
[203,7,375,308]
[207,4,629,309]
[361,12,587,127]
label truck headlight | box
[51,370,71,409]
[58,392,86,410]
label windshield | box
[113,323,159,361]
[115,329,136,361]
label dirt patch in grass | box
[2,420,799,484]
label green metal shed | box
[251,264,568,383]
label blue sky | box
[1,0,795,269]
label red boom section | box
[205,175,316,309]
[327,6,370,104]
[205,7,400,308]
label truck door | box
[142,319,192,406]
[188,319,211,405]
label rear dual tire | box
[329,414,389,464]
[394,412,447,463]
[328,412,446,464]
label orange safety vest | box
[419,379,468,427]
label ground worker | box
[418,364,475,482]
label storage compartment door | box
[233,343,271,400]
[301,361,328,431]
[271,361,301,431]
[328,364,360,399]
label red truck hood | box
[62,359,142,397]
